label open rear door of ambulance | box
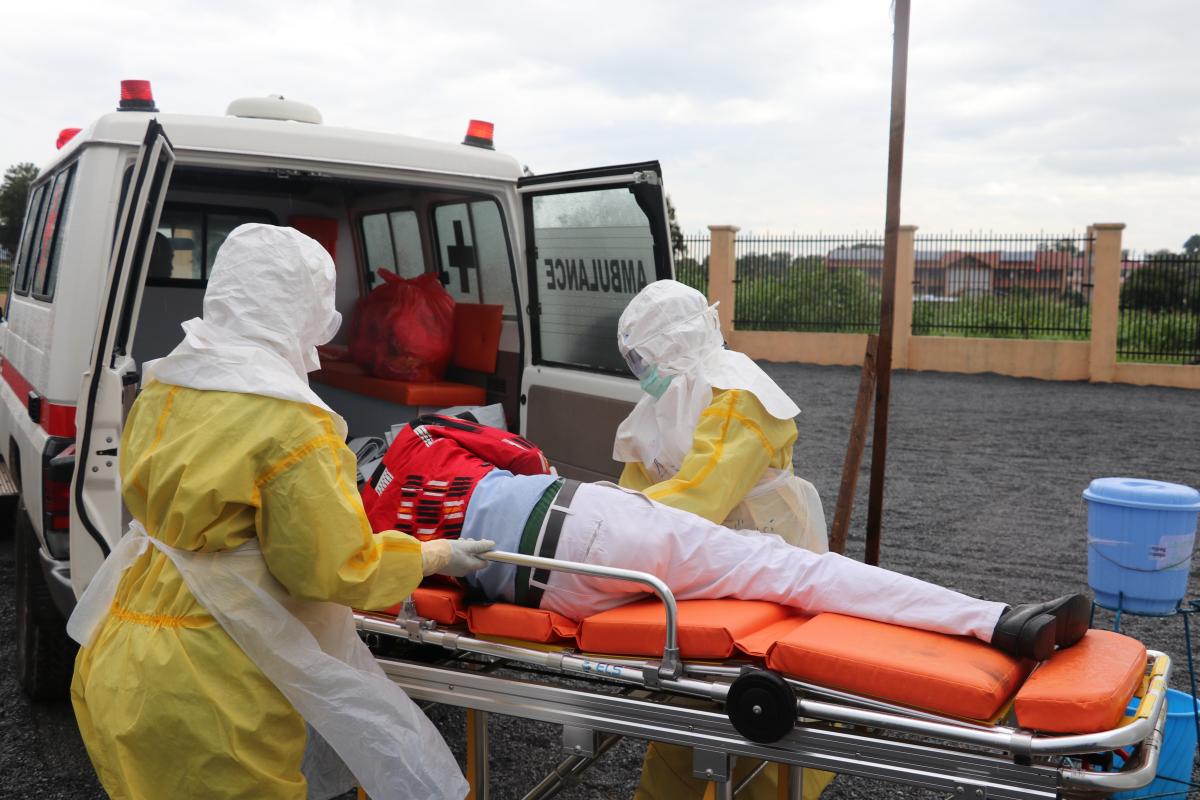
[70,120,175,596]
[517,162,674,481]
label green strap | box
[513,478,564,607]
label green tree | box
[665,194,685,259]
[0,162,39,259]
[1121,262,1198,312]
[1183,234,1200,257]
[1037,238,1081,255]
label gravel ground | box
[2,364,1198,799]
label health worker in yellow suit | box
[68,224,493,800]
[615,279,834,800]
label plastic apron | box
[67,522,468,800]
[722,468,829,554]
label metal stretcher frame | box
[358,551,1173,799]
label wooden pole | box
[829,335,878,555]
[864,0,911,567]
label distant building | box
[824,245,1085,297]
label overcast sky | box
[1,1,1196,252]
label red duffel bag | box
[349,270,456,381]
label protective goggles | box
[623,347,653,379]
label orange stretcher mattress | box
[370,586,1147,734]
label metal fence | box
[910,233,1094,338]
[674,234,710,296]
[1118,252,1200,364]
[668,233,1199,362]
[732,234,884,332]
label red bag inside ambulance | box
[348,270,456,381]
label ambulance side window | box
[432,200,516,313]
[10,182,47,297]
[32,166,77,300]
[152,206,276,284]
[361,210,423,285]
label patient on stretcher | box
[360,413,1089,662]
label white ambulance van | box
[1,81,674,699]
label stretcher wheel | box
[726,669,797,744]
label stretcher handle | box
[480,550,683,679]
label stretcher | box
[356,551,1173,799]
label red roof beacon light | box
[118,80,159,112]
[463,119,495,150]
[56,128,82,150]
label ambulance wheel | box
[726,669,797,744]
[14,501,76,702]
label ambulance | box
[1,80,674,699]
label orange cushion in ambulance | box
[311,360,486,407]
[288,215,340,260]
[578,599,795,660]
[1013,630,1146,734]
[468,603,579,643]
[401,381,487,407]
[766,614,1033,721]
[379,583,468,625]
[452,303,504,374]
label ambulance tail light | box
[42,440,76,553]
[463,119,495,150]
[118,79,159,112]
[56,128,82,149]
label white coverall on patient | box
[461,474,1007,641]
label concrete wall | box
[705,223,1199,390]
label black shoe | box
[992,593,1090,661]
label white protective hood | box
[613,280,800,469]
[144,223,347,438]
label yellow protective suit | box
[71,382,425,800]
[622,388,836,800]
[620,388,797,521]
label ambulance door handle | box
[27,391,41,424]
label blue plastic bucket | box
[1112,688,1199,799]
[1084,478,1200,615]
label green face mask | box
[639,366,674,399]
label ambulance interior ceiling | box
[132,165,513,368]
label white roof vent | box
[225,95,322,124]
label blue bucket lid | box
[1083,477,1200,511]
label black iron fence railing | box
[675,235,711,296]
[656,233,1200,364]
[910,233,1094,338]
[1119,253,1200,364]
[733,234,884,332]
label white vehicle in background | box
[1,80,675,699]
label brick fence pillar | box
[893,225,918,369]
[707,225,740,340]
[1089,223,1125,383]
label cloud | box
[0,0,1196,251]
